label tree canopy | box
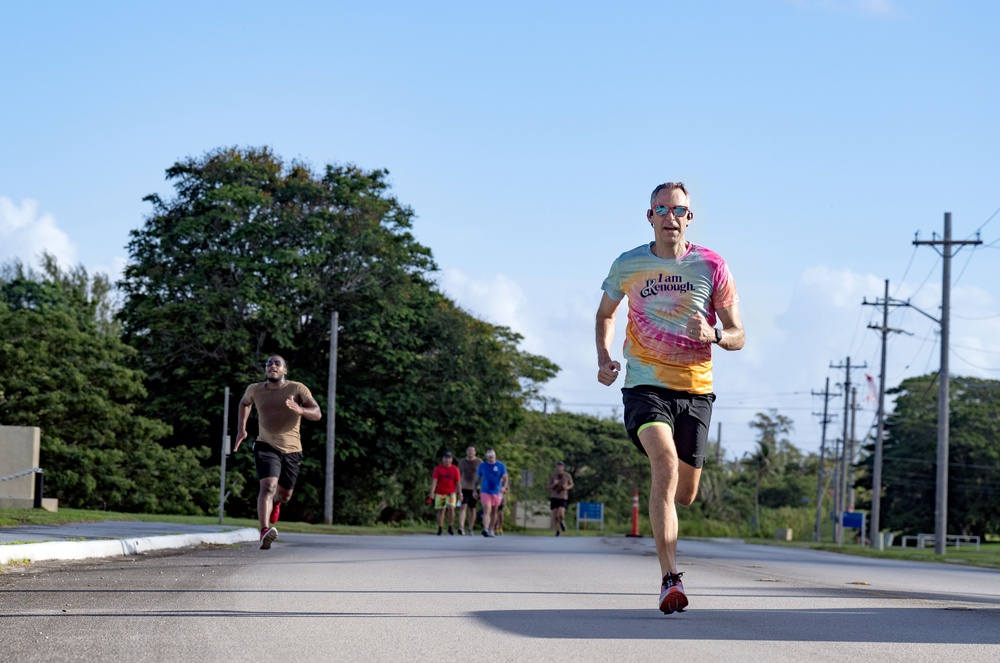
[497,409,649,527]
[116,146,558,522]
[857,374,1000,538]
[0,255,213,513]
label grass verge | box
[738,536,1000,569]
[2,507,996,569]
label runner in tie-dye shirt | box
[595,181,744,616]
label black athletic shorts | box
[253,441,302,490]
[622,385,716,469]
[550,498,568,510]
[461,488,478,508]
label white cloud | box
[93,255,129,284]
[770,265,885,376]
[436,261,1000,459]
[943,284,1000,377]
[437,267,622,412]
[438,268,536,346]
[0,197,77,267]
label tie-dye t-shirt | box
[601,242,739,394]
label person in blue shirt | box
[476,448,509,537]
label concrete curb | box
[0,527,259,565]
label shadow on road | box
[473,605,1000,644]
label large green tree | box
[0,255,212,513]
[117,146,557,522]
[857,374,1000,538]
[498,409,649,527]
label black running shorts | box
[253,441,302,491]
[461,488,478,508]
[550,498,569,510]
[622,385,716,469]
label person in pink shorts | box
[476,449,508,537]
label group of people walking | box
[429,446,511,537]
[428,448,575,537]
[232,180,744,616]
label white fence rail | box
[900,533,981,550]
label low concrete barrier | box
[0,527,259,565]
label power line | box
[951,342,1000,356]
[952,312,1000,320]
[971,204,1000,236]
[906,257,941,302]
[893,245,920,298]
[878,456,1000,471]
[949,347,1000,372]
[952,204,999,285]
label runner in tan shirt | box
[234,355,321,549]
[548,461,574,536]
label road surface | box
[2,533,997,661]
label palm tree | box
[742,410,795,535]
[743,441,777,534]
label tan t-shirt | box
[548,471,574,500]
[241,380,314,453]
[458,457,483,490]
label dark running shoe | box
[260,527,278,551]
[457,527,464,536]
[437,526,443,536]
[659,572,688,614]
[560,520,566,532]
[269,501,281,524]
[448,525,454,535]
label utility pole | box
[914,213,981,555]
[830,357,866,545]
[218,386,231,524]
[812,378,839,542]
[862,279,909,549]
[849,387,858,512]
[324,311,339,525]
[715,422,723,465]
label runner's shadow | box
[473,606,1000,644]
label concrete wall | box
[0,426,57,511]
[511,500,552,529]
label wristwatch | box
[714,328,722,344]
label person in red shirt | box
[429,451,462,535]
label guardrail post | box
[33,469,44,509]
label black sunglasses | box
[653,205,691,217]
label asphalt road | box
[1,533,998,662]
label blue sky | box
[2,1,999,460]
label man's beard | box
[266,376,284,384]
